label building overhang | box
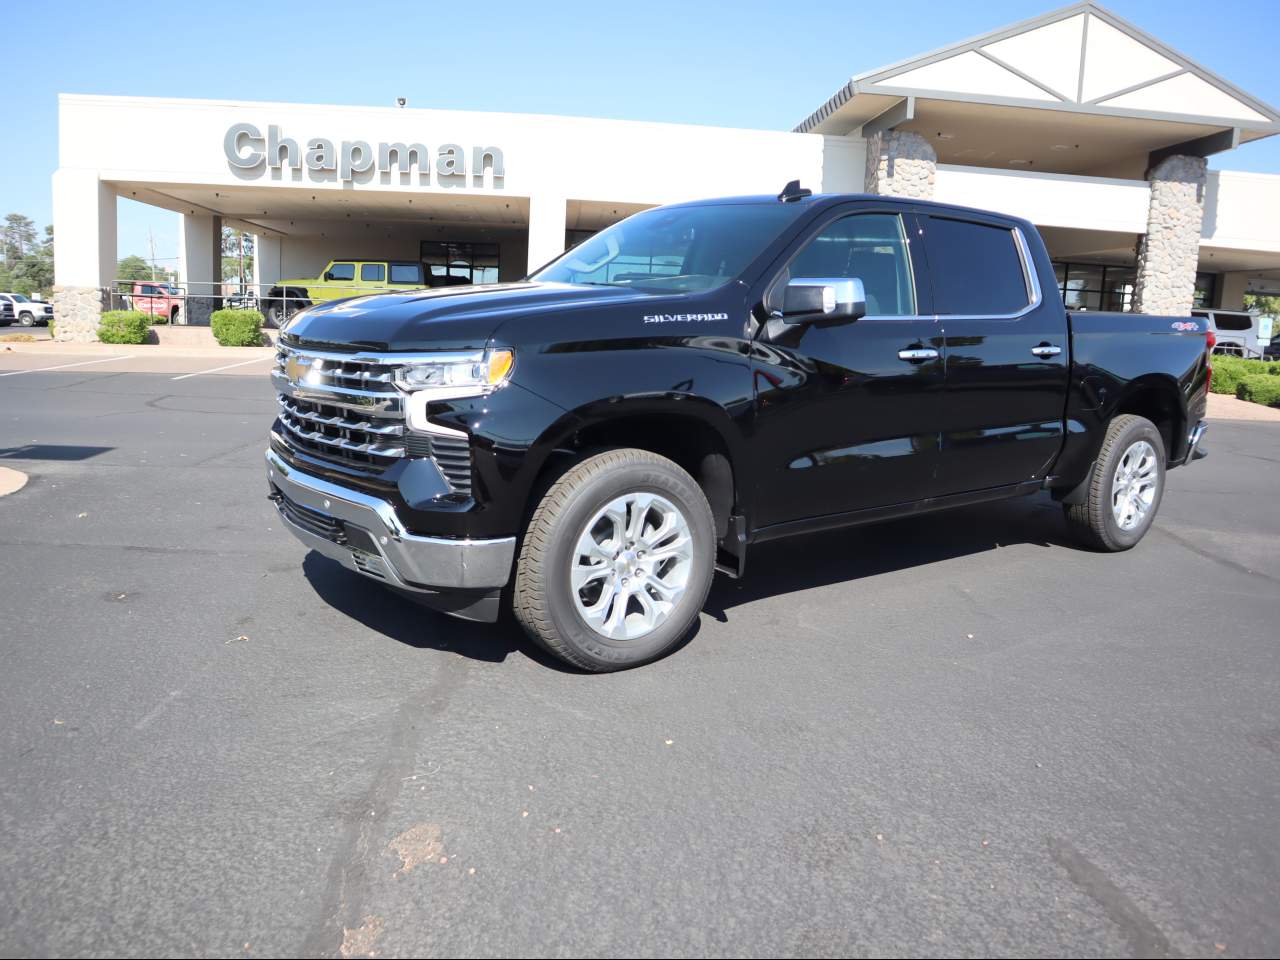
[797,3,1280,178]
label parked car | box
[0,298,13,326]
[0,292,53,327]
[262,260,425,327]
[120,281,183,324]
[1192,308,1272,359]
[266,185,1211,672]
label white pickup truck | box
[0,293,53,327]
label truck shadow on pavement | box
[704,493,1072,621]
[300,493,1070,668]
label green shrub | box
[97,310,151,344]
[1237,374,1280,407]
[210,308,264,347]
[1211,355,1277,394]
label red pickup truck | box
[126,282,183,324]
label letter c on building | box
[224,123,265,170]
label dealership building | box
[51,1,1280,340]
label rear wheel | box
[266,296,308,328]
[513,449,716,672]
[1064,414,1166,551]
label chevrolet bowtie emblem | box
[285,354,313,383]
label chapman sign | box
[223,123,505,186]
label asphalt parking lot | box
[1,366,1278,959]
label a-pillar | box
[1132,155,1207,316]
[863,130,936,199]
[50,170,116,342]
[526,195,567,275]
[179,213,223,325]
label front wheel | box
[513,449,716,672]
[1064,414,1166,551]
[18,312,34,327]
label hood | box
[281,281,661,352]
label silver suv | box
[1192,309,1273,359]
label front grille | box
[273,343,473,495]
[275,489,346,543]
[277,394,406,467]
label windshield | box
[533,202,806,294]
[12,294,28,302]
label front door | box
[919,214,1070,493]
[750,208,944,529]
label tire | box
[266,296,308,329]
[1064,414,1166,552]
[18,312,34,327]
[513,449,716,672]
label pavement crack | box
[1050,838,1179,959]
[1151,525,1279,584]
[300,663,465,958]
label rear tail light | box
[1206,326,1215,392]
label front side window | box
[926,218,1030,316]
[534,202,807,294]
[327,263,355,281]
[360,263,385,282]
[786,213,916,316]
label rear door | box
[750,205,945,527]
[919,213,1069,493]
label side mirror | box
[781,277,866,324]
[323,270,335,281]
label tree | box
[1244,293,1280,316]
[220,228,255,287]
[117,254,154,283]
[2,213,37,265]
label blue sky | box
[5,0,1278,266]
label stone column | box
[863,130,936,199]
[1132,155,1207,316]
[50,169,116,342]
[179,213,223,325]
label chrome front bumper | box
[265,449,514,592]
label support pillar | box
[50,169,116,342]
[179,213,223,325]
[526,195,567,275]
[863,130,936,199]
[1132,155,1207,316]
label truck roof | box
[661,191,1036,229]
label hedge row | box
[210,309,264,347]
[1238,374,1280,406]
[97,310,151,345]
[1212,355,1280,406]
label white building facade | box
[51,2,1280,340]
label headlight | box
[394,348,515,395]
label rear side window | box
[328,263,355,281]
[1212,312,1252,331]
[360,263,385,282]
[389,263,422,284]
[786,213,916,316]
[925,217,1030,316]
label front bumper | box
[265,449,515,593]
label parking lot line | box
[170,356,273,380]
[0,355,136,377]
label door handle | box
[1031,343,1062,358]
[898,347,939,362]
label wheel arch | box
[526,396,747,541]
[1111,373,1188,464]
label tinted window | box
[787,213,915,316]
[926,218,1029,315]
[327,263,355,281]
[389,263,421,284]
[360,263,385,282]
[1211,312,1252,331]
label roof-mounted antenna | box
[777,180,812,202]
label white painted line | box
[171,355,273,381]
[0,354,136,377]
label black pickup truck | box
[266,184,1211,671]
